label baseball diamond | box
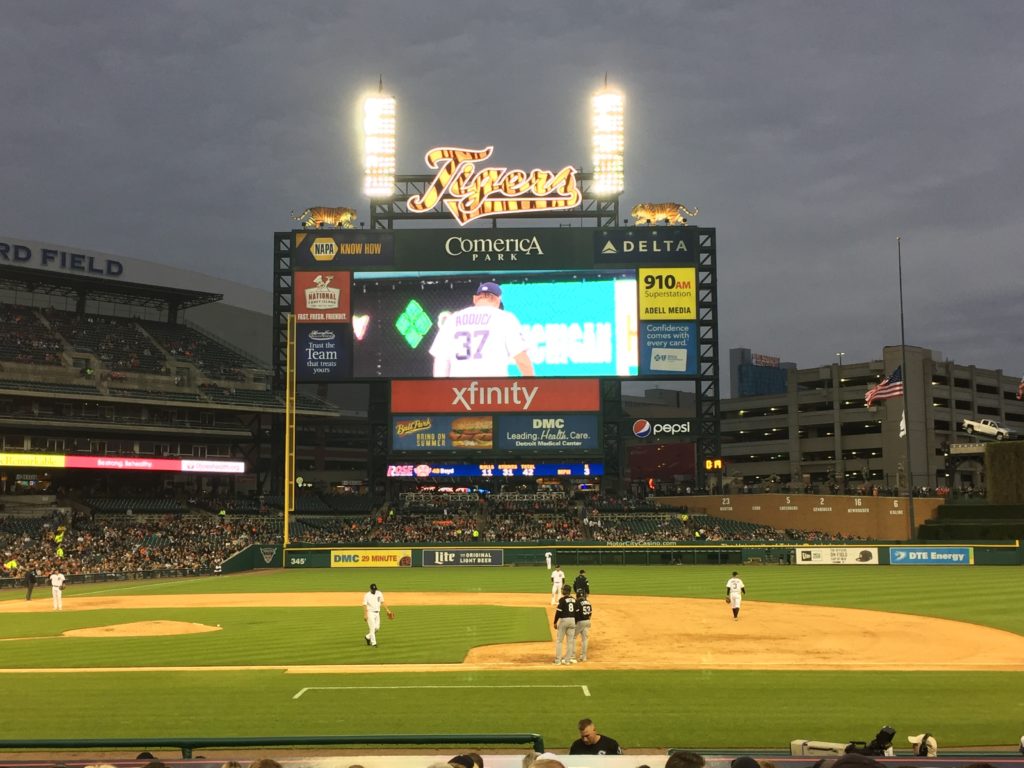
[4,565,1024,750]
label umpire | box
[22,567,37,601]
[572,569,590,597]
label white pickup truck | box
[961,417,1014,440]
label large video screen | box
[352,270,639,378]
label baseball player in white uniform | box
[550,565,566,605]
[544,551,553,570]
[362,582,393,646]
[50,568,66,611]
[725,571,746,620]
[429,281,534,377]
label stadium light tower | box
[591,78,624,196]
[362,79,396,198]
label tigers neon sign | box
[407,146,582,225]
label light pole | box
[836,352,845,367]
[897,236,917,539]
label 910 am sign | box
[638,267,696,319]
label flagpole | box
[897,236,916,539]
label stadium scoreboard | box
[290,226,701,383]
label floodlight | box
[591,86,624,196]
[362,92,396,198]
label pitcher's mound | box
[64,620,222,638]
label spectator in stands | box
[666,751,706,768]
[569,717,622,755]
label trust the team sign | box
[407,146,582,225]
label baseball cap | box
[908,734,938,757]
[369,583,377,591]
[475,281,501,297]
[730,758,759,768]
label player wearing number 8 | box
[429,281,535,377]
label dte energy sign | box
[889,546,973,565]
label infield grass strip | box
[20,565,1024,635]
[4,669,1024,748]
[0,606,549,668]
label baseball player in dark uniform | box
[552,584,577,665]
[574,590,592,662]
[572,569,590,597]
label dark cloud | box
[1,0,1022,376]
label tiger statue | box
[631,202,699,225]
[291,206,357,229]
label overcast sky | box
[2,1,1022,377]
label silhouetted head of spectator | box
[666,751,706,768]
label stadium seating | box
[44,309,168,374]
[0,305,65,366]
[141,321,267,381]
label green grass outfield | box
[3,565,1024,749]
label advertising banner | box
[630,418,693,439]
[391,378,600,414]
[386,461,603,478]
[296,325,351,382]
[292,230,394,269]
[594,228,699,265]
[392,415,493,451]
[330,549,412,568]
[497,414,600,451]
[795,547,879,565]
[293,271,351,324]
[639,321,698,376]
[393,228,592,271]
[638,267,696,320]
[889,546,973,565]
[422,548,505,567]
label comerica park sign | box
[407,146,582,225]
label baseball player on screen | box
[429,281,534,377]
[725,570,746,620]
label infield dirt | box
[3,591,1024,672]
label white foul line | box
[293,684,590,700]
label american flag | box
[865,366,904,406]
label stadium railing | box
[0,733,546,759]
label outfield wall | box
[263,542,1023,568]
[658,493,944,539]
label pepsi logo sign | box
[632,419,693,438]
[632,419,652,438]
